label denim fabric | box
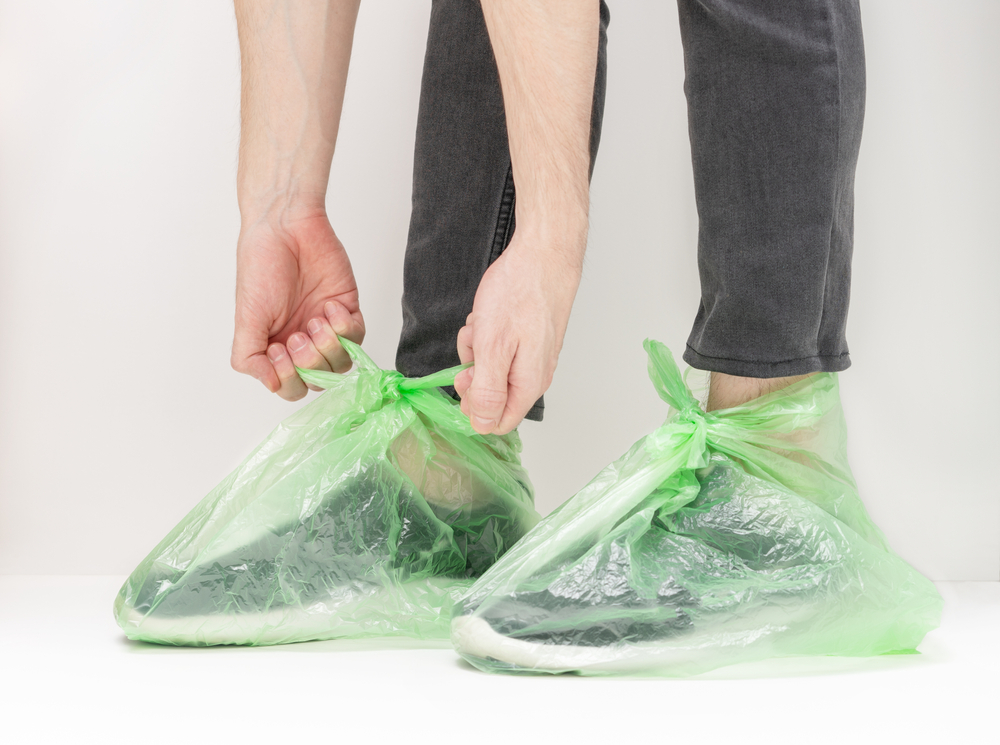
[396,0,865,419]
[395,0,610,421]
[679,0,866,377]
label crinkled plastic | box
[451,340,942,676]
[114,339,538,646]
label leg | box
[707,371,813,411]
[676,0,866,408]
[396,0,610,422]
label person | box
[112,0,888,664]
[230,0,864,430]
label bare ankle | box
[706,371,814,412]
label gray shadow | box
[118,634,452,655]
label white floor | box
[1,578,997,745]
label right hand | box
[452,223,583,435]
[231,209,365,401]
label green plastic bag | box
[114,339,538,646]
[451,340,942,676]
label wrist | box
[237,178,328,232]
[237,137,333,227]
[511,208,589,273]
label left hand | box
[454,226,584,435]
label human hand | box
[453,226,584,435]
[231,209,365,401]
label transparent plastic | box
[114,339,538,646]
[451,340,942,676]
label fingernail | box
[324,302,339,320]
[472,415,497,431]
[288,333,307,352]
[267,344,284,362]
[307,318,324,337]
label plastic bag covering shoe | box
[114,339,538,646]
[451,340,942,676]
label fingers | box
[277,300,365,396]
[456,318,474,364]
[291,300,365,378]
[299,301,361,374]
[304,317,347,374]
[465,342,514,436]
[469,356,541,436]
[286,330,332,391]
[232,351,280,393]
[454,367,473,402]
[456,318,531,435]
[325,300,366,346]
[233,299,366,403]
[456,318,545,435]
[494,369,539,435]
[266,342,309,401]
[455,321,475,401]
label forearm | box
[235,0,360,222]
[480,0,599,267]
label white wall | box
[0,1,996,579]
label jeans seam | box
[819,3,843,348]
[685,344,850,365]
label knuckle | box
[479,336,516,364]
[471,387,507,412]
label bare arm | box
[232,0,365,401]
[455,1,599,433]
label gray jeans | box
[396,0,865,420]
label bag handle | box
[643,339,702,413]
[294,337,478,435]
[295,337,470,389]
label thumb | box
[466,347,512,435]
[231,312,280,392]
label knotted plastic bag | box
[114,339,538,646]
[451,340,942,676]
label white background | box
[2,577,997,744]
[0,0,997,581]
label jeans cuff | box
[682,345,852,378]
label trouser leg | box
[396,0,610,421]
[678,0,866,377]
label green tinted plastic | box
[114,339,538,646]
[450,340,942,676]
